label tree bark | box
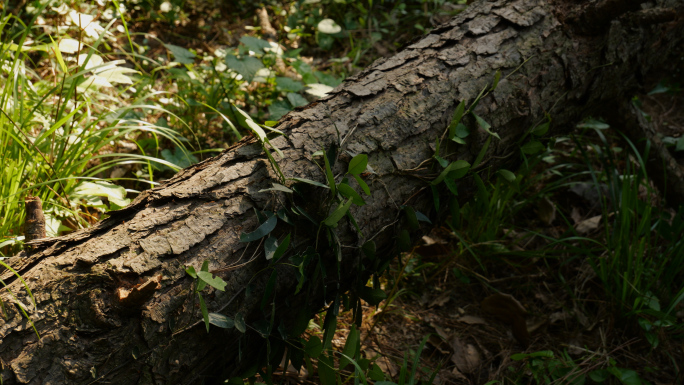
[1,0,682,383]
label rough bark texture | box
[1,0,682,383]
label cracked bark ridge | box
[1,0,682,383]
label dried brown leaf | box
[549,311,570,324]
[481,293,529,347]
[430,323,449,339]
[575,215,601,234]
[450,337,481,373]
[456,315,487,325]
[538,197,556,225]
[428,335,450,354]
[414,243,451,258]
[429,292,452,308]
[570,206,582,224]
[526,316,548,334]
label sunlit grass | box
[0,6,190,256]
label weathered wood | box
[1,0,682,383]
[23,197,46,244]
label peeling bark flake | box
[493,3,545,27]
[139,235,173,256]
[467,15,502,35]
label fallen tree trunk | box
[1,0,682,383]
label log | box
[1,0,682,383]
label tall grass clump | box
[0,4,189,256]
[579,128,684,333]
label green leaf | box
[648,82,669,95]
[467,83,488,112]
[291,177,330,189]
[276,77,304,92]
[208,313,235,329]
[676,137,684,152]
[323,198,353,227]
[531,121,550,136]
[338,183,366,206]
[447,166,470,181]
[415,210,432,224]
[260,270,277,311]
[225,54,264,83]
[397,229,411,252]
[410,335,430,384]
[185,266,197,279]
[474,174,489,204]
[490,69,501,91]
[199,294,209,332]
[240,214,278,242]
[230,104,267,143]
[339,325,360,370]
[403,206,419,230]
[448,101,466,138]
[291,203,318,225]
[264,236,278,260]
[259,183,293,193]
[589,369,610,383]
[268,99,291,120]
[265,234,291,261]
[358,286,387,306]
[648,81,670,95]
[443,177,458,195]
[234,312,246,333]
[317,354,336,385]
[291,60,315,83]
[322,306,337,350]
[576,118,609,130]
[455,123,470,138]
[239,36,271,55]
[614,369,642,385]
[472,136,491,168]
[431,185,440,211]
[353,174,370,195]
[287,92,309,108]
[497,169,516,182]
[452,136,466,145]
[305,336,323,358]
[197,261,209,291]
[49,36,68,72]
[72,181,131,209]
[521,140,545,154]
[368,364,385,381]
[474,113,501,140]
[197,271,227,291]
[276,208,295,225]
[362,241,376,259]
[323,151,336,196]
[348,154,368,175]
[431,160,471,185]
[161,146,198,170]
[273,234,291,260]
[433,155,449,168]
[165,43,195,64]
